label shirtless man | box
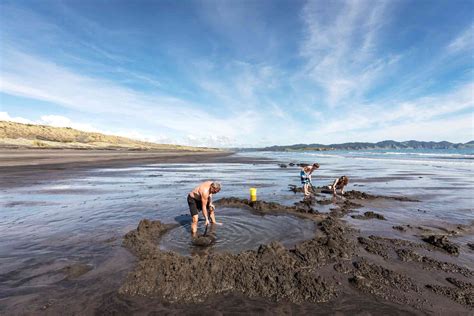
[187,181,221,236]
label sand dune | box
[0,121,214,151]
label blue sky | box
[0,0,473,147]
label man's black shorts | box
[187,195,210,216]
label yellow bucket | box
[250,188,257,202]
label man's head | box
[210,182,221,194]
[312,163,320,170]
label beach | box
[0,149,473,314]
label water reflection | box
[160,207,315,256]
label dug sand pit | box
[119,200,357,304]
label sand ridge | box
[118,191,474,313]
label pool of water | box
[159,207,316,256]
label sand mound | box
[118,195,473,313]
[426,278,474,308]
[122,219,178,259]
[351,211,386,220]
[422,235,460,256]
[215,197,319,215]
[119,200,355,304]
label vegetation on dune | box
[0,121,215,151]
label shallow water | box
[160,207,315,256]
[0,162,315,280]
[1,151,473,268]
[244,149,474,224]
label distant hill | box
[0,121,215,151]
[240,140,474,151]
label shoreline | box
[0,149,271,189]
[0,148,233,168]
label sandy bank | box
[117,191,473,314]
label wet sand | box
[115,192,473,314]
[1,153,473,315]
[0,149,269,189]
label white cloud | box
[0,48,262,146]
[447,23,474,54]
[0,111,185,144]
[0,112,101,133]
[299,0,394,107]
[182,134,236,147]
[40,115,99,132]
[0,112,34,124]
[305,82,474,143]
[354,114,474,143]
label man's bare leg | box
[191,215,199,237]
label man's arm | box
[201,195,210,225]
[209,193,214,210]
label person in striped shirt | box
[300,163,320,196]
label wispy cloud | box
[307,82,474,143]
[299,0,394,107]
[0,1,472,146]
[447,23,474,54]
[0,48,262,142]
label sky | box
[0,0,473,147]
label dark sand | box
[0,149,269,189]
[115,193,473,315]
[1,153,473,315]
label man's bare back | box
[189,180,214,201]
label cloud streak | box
[0,1,472,146]
[0,48,262,143]
[299,0,394,107]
